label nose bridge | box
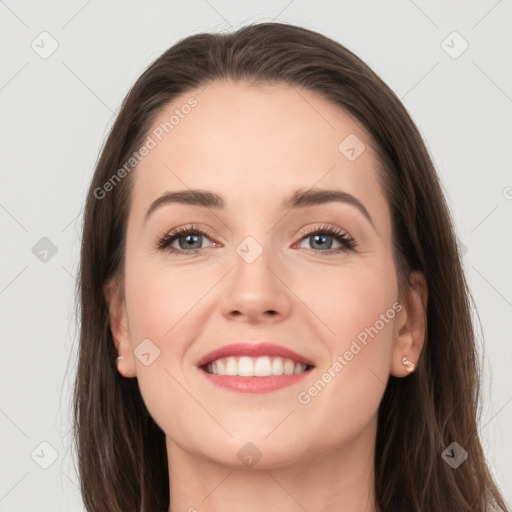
[227,199,278,267]
[232,230,278,290]
[221,227,292,320]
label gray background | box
[1,1,511,510]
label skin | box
[105,80,428,512]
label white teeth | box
[238,356,254,377]
[283,359,295,375]
[205,356,310,376]
[271,357,284,375]
[294,362,307,374]
[254,356,272,376]
[225,356,238,376]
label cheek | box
[124,261,205,347]
[305,259,397,399]
[300,256,397,345]
[123,264,205,438]
[294,272,397,447]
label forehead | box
[129,80,388,227]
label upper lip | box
[196,342,315,368]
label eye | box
[157,224,217,255]
[156,223,357,256]
[296,224,357,255]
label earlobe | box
[104,279,137,378]
[390,271,428,378]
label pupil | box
[183,234,201,249]
[312,234,332,250]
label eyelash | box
[157,223,357,256]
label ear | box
[390,271,428,377]
[104,278,137,378]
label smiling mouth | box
[201,355,314,377]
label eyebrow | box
[144,188,374,228]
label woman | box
[72,22,510,512]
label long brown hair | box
[72,22,510,512]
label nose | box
[220,239,293,324]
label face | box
[107,80,424,469]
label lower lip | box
[198,368,312,393]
